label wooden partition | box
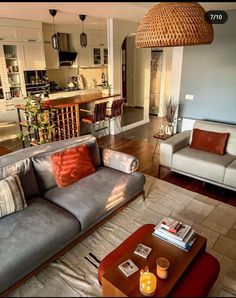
[52,104,80,141]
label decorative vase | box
[166,123,174,135]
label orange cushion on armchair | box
[191,128,229,155]
[51,144,96,188]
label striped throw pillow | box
[0,175,27,218]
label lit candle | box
[140,267,157,297]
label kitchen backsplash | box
[79,67,108,88]
[46,67,108,89]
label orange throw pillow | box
[190,128,229,155]
[51,144,96,188]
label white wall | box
[107,18,151,131]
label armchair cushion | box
[102,148,139,174]
[191,128,229,155]
[172,147,235,183]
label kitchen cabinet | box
[92,47,108,66]
[0,42,26,99]
[19,27,43,42]
[22,42,46,70]
[0,26,19,42]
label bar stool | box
[80,101,108,138]
[106,98,124,138]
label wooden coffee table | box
[102,228,207,297]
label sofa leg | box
[142,191,146,201]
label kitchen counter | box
[49,91,121,107]
[48,88,102,101]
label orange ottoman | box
[98,224,220,297]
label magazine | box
[134,244,152,259]
[155,219,192,241]
[118,259,139,277]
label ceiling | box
[0,2,236,29]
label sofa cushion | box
[191,120,236,156]
[32,136,101,192]
[0,175,27,218]
[43,167,145,230]
[0,158,40,200]
[224,159,236,188]
[51,144,96,188]
[0,197,80,294]
[191,128,229,155]
[172,147,235,183]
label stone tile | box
[170,212,194,226]
[218,288,236,297]
[195,193,221,207]
[179,209,206,224]
[213,235,236,261]
[224,261,236,293]
[209,250,235,296]
[193,223,220,251]
[186,199,215,217]
[226,227,236,242]
[8,276,44,297]
[164,189,193,207]
[157,198,185,214]
[202,205,236,235]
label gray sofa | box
[0,135,145,294]
[160,120,236,191]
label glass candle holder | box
[156,257,170,280]
[139,267,157,297]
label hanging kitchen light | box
[79,14,87,48]
[135,2,214,48]
[49,9,60,51]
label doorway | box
[149,49,163,117]
[121,34,144,127]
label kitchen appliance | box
[24,70,50,95]
[58,33,77,67]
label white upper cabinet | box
[87,34,107,47]
[19,27,43,42]
[22,42,46,70]
[0,26,19,42]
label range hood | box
[58,33,77,66]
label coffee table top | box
[102,227,207,297]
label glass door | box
[93,48,101,65]
[3,44,22,98]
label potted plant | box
[165,99,179,135]
[17,94,54,145]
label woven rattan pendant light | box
[135,2,214,48]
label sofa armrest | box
[101,148,139,174]
[160,131,191,168]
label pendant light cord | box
[53,16,56,34]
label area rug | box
[8,175,236,297]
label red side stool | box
[98,224,220,297]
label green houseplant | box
[17,94,54,145]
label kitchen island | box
[16,90,121,147]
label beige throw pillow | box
[0,175,27,218]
